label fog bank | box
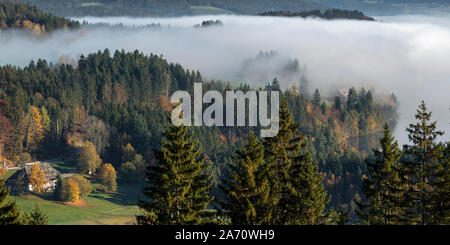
[0,15,449,144]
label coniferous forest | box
[0,1,449,229]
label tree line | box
[0,47,446,224]
[7,0,375,18]
[137,99,448,225]
[356,101,449,225]
[137,101,344,225]
[258,9,375,21]
[0,49,398,213]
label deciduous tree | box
[77,141,101,175]
[98,163,117,192]
[28,164,46,195]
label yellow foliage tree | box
[98,163,117,192]
[0,155,6,177]
[28,164,46,194]
[24,106,44,152]
[66,178,80,202]
[40,106,51,134]
[77,141,101,175]
[368,116,377,132]
[21,20,33,29]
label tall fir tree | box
[403,101,445,225]
[356,124,406,224]
[263,100,329,224]
[137,124,212,225]
[312,89,321,108]
[0,179,22,225]
[220,131,271,225]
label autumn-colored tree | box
[40,106,51,135]
[0,153,8,178]
[122,143,136,163]
[0,165,5,178]
[60,178,80,202]
[98,163,117,192]
[28,164,47,195]
[77,141,101,175]
[24,105,44,152]
[70,175,92,197]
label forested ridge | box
[0,48,448,224]
[6,0,335,17]
[258,9,375,21]
[0,1,79,33]
[0,48,400,214]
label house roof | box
[6,162,60,186]
[24,162,59,181]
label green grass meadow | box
[7,161,144,225]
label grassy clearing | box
[51,161,77,173]
[190,5,235,15]
[80,2,104,7]
[10,180,144,225]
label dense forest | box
[0,48,400,215]
[2,0,379,21]
[0,2,447,226]
[258,9,375,21]
[0,1,79,33]
[308,0,450,15]
[5,0,449,17]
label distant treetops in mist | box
[258,9,375,21]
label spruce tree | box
[429,142,450,224]
[0,179,22,225]
[263,100,329,224]
[312,89,321,107]
[26,203,48,225]
[356,124,406,224]
[403,101,445,225]
[220,131,271,225]
[271,77,281,91]
[137,124,212,225]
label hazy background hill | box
[6,0,450,17]
[310,0,450,15]
[7,0,323,17]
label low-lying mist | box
[0,15,449,144]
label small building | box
[329,88,349,101]
[5,162,60,193]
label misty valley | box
[0,0,449,229]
